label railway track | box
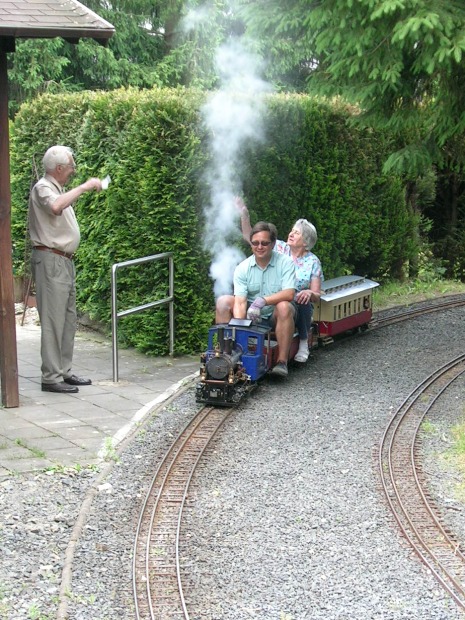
[379,354,465,611]
[132,405,233,620]
[371,293,465,329]
[132,295,465,617]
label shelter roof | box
[0,0,114,43]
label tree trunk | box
[405,180,420,279]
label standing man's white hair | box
[43,146,74,172]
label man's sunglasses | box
[251,240,272,247]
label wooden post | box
[0,48,19,408]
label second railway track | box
[371,293,465,329]
[379,353,465,611]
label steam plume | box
[201,38,272,297]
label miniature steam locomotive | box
[196,275,379,406]
[195,318,298,406]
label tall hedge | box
[242,95,415,279]
[10,89,415,355]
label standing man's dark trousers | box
[31,249,77,385]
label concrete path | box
[0,324,199,478]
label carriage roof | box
[320,275,379,302]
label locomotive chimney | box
[217,327,225,353]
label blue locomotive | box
[195,318,299,406]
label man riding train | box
[216,221,297,377]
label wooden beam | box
[0,50,19,407]
[0,37,15,53]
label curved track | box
[132,405,233,620]
[371,294,465,329]
[379,354,465,610]
[132,296,465,617]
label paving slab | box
[0,323,199,477]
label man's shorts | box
[249,300,297,329]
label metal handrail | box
[111,252,174,382]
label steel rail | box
[133,406,212,619]
[146,407,229,619]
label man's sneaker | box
[271,361,288,377]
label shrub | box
[10,89,414,354]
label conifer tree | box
[6,0,234,115]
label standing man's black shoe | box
[42,382,79,393]
[64,375,92,386]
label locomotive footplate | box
[195,379,255,407]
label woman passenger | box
[236,197,323,363]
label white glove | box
[247,297,266,323]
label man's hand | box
[83,178,103,192]
[247,297,266,323]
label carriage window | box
[333,306,337,321]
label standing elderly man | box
[216,221,296,377]
[29,145,102,393]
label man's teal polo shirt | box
[233,251,296,319]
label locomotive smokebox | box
[206,350,242,380]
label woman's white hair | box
[43,145,73,172]
[293,219,318,250]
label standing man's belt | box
[34,245,74,260]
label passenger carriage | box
[312,275,379,345]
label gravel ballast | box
[1,305,465,620]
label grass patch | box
[43,463,99,475]
[445,418,465,502]
[14,438,46,459]
[101,437,119,463]
[27,602,54,620]
[450,420,465,463]
[373,279,465,311]
[420,419,436,434]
